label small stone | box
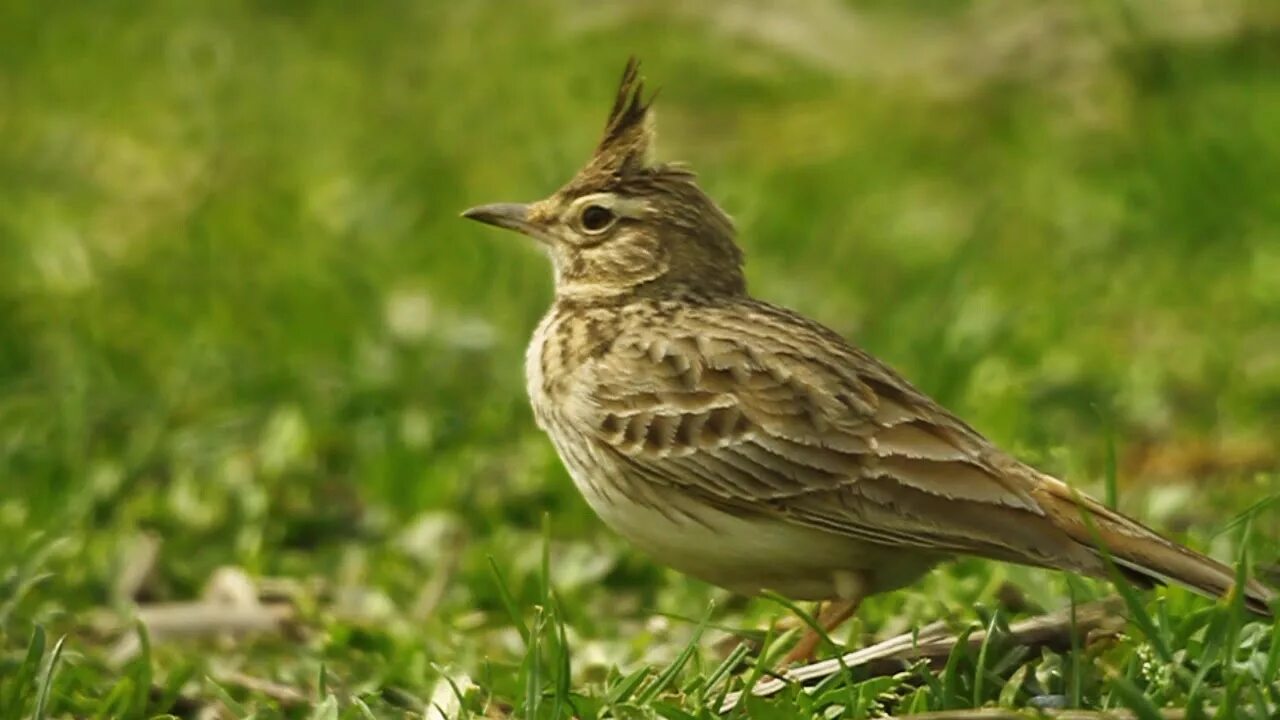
[1030,694,1069,710]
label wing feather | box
[570,317,1071,564]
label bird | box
[461,59,1275,656]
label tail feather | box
[1034,480,1276,617]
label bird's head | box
[462,59,745,301]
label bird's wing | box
[566,302,1276,615]
[566,304,1097,569]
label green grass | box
[2,1,1279,717]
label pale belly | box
[562,451,941,600]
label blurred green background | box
[2,0,1279,715]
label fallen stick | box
[882,709,1191,719]
[721,598,1125,712]
[108,602,294,665]
[212,669,310,708]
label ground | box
[1,1,1279,718]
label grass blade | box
[700,641,749,705]
[1069,486,1172,662]
[524,605,545,718]
[636,601,713,705]
[1264,613,1280,691]
[1106,671,1164,720]
[204,677,248,717]
[130,621,153,717]
[2,624,46,715]
[605,666,650,707]
[549,592,574,720]
[1219,517,1252,701]
[1067,579,1083,708]
[940,624,976,709]
[972,609,1000,707]
[34,634,66,720]
[487,555,530,645]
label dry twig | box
[885,710,1190,719]
[721,598,1126,712]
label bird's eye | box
[579,204,616,234]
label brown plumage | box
[462,59,1276,620]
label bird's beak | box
[461,202,539,237]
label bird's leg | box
[780,570,867,665]
[781,597,862,665]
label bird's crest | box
[587,57,657,178]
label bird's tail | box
[1033,478,1275,617]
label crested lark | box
[462,60,1276,640]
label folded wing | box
[568,302,1274,614]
